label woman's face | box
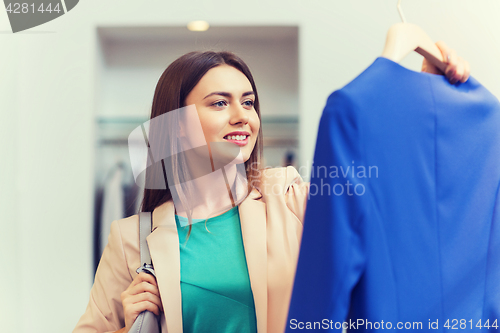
[184,64,260,163]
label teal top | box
[174,206,258,333]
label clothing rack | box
[96,115,299,148]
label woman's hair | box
[139,50,263,220]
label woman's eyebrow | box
[203,91,255,99]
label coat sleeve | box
[286,90,367,332]
[284,165,310,225]
[73,220,133,333]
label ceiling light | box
[187,21,209,32]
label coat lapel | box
[239,187,268,333]
[147,200,183,333]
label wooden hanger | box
[381,0,447,73]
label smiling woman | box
[73,50,311,333]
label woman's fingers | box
[452,57,465,84]
[129,281,161,297]
[123,300,162,322]
[123,291,163,314]
[129,272,158,288]
[435,40,450,60]
[461,58,471,83]
[438,43,470,84]
[444,49,457,75]
[122,276,163,312]
[121,272,164,330]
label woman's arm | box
[73,220,132,333]
[73,219,163,333]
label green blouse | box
[174,206,258,333]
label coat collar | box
[146,186,268,333]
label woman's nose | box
[230,105,249,125]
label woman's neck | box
[174,162,239,220]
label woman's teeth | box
[226,135,247,141]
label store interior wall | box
[0,0,499,332]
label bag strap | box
[130,212,161,333]
[137,212,156,277]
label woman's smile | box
[223,131,250,146]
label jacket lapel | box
[239,187,268,333]
[147,200,183,333]
[145,188,268,333]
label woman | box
[74,43,470,333]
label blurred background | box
[1,0,499,332]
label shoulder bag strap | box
[137,212,156,277]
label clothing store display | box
[175,206,257,333]
[287,57,500,332]
[93,162,142,276]
[100,165,125,255]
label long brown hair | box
[139,51,263,220]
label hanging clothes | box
[93,161,142,276]
[123,171,140,217]
[100,164,126,257]
[287,57,500,332]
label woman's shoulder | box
[255,166,309,223]
[111,213,140,238]
[104,214,141,275]
[107,214,141,256]
[257,166,307,196]
[260,165,303,183]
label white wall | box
[1,0,499,332]
[98,29,299,118]
[0,29,20,332]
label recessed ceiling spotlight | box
[187,21,210,32]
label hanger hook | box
[397,0,407,23]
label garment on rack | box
[100,165,126,256]
[93,162,143,277]
[287,57,500,332]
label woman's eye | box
[243,100,254,107]
[212,100,227,108]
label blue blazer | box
[287,57,500,332]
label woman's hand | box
[421,40,470,84]
[120,272,164,333]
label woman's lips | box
[224,136,249,146]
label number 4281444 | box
[6,3,62,14]
[443,319,498,330]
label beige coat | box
[74,166,310,333]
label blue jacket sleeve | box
[286,90,367,331]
